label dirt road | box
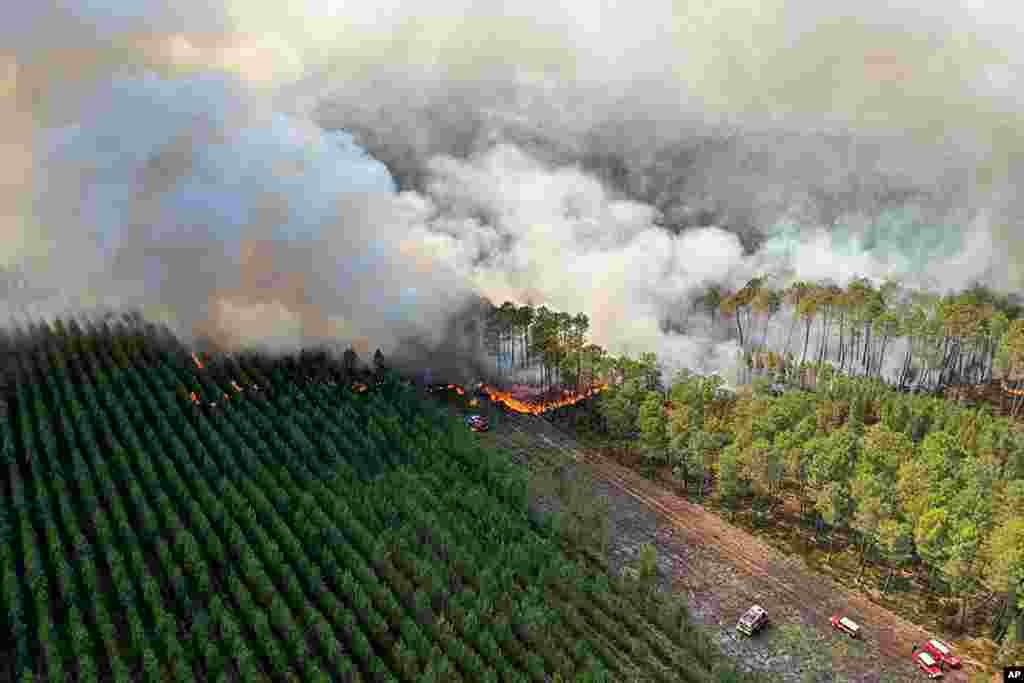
[485,409,984,683]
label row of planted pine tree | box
[0,314,750,682]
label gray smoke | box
[3,0,1024,378]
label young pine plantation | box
[0,318,750,683]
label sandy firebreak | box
[484,409,982,683]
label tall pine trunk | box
[987,337,996,383]
[801,318,812,368]
[877,336,890,380]
[862,322,871,374]
[838,313,846,371]
[899,347,913,388]
[785,314,798,358]
[818,311,830,365]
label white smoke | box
[382,143,750,373]
[3,0,1024,374]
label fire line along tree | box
[0,314,763,683]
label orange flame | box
[427,383,466,395]
[477,383,607,415]
[191,352,204,369]
[1002,380,1024,397]
[189,391,200,404]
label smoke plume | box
[3,0,1024,377]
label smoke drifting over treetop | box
[2,0,1023,375]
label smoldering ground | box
[3,0,1024,380]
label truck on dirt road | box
[736,605,769,637]
[829,615,861,638]
[923,639,961,669]
[913,649,944,679]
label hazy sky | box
[2,0,1022,373]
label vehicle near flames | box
[913,649,943,678]
[464,414,489,432]
[735,605,768,637]
[923,639,961,669]
[829,615,861,638]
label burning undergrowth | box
[478,382,607,415]
[181,343,605,416]
[428,380,606,415]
